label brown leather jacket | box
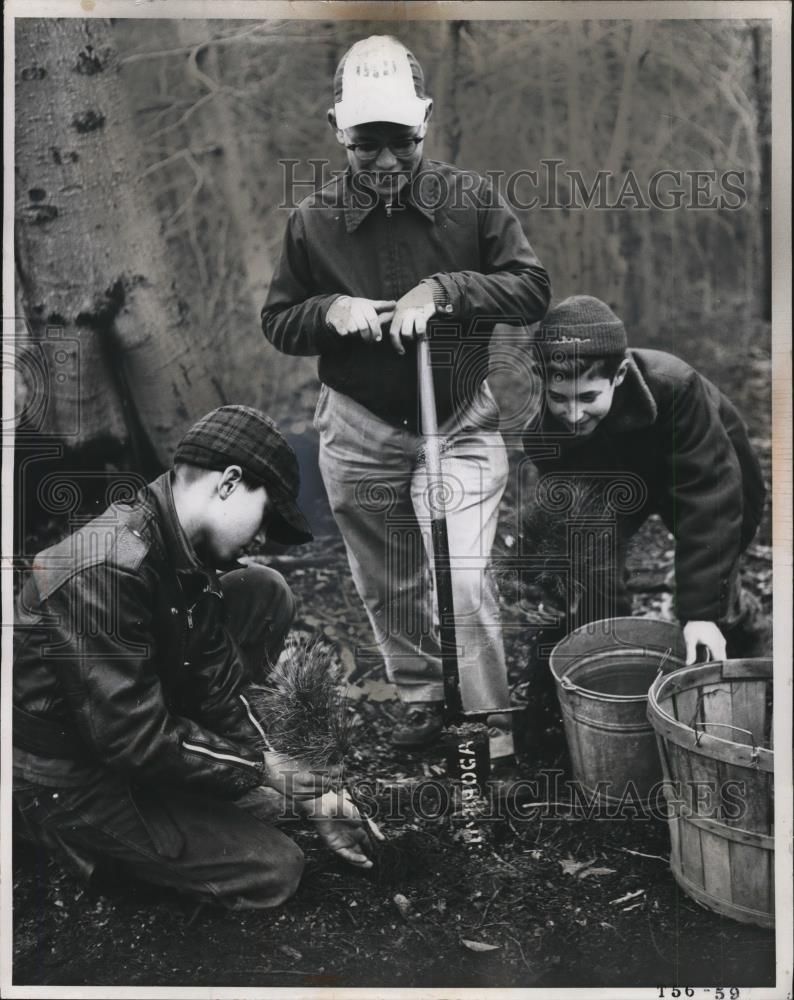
[13,472,268,796]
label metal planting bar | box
[416,333,463,725]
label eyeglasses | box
[344,137,422,162]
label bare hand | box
[388,282,437,354]
[683,620,727,665]
[326,296,396,343]
[306,788,385,869]
[262,749,340,803]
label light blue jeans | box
[315,383,511,720]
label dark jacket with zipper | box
[522,349,766,623]
[13,472,269,796]
[261,159,551,431]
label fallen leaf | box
[461,939,501,953]
[559,856,591,877]
[299,615,324,630]
[279,945,302,961]
[559,856,616,879]
[337,644,357,680]
[393,893,412,919]
[577,866,616,880]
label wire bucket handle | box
[560,643,677,694]
[693,721,760,765]
[655,647,674,678]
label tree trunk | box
[15,18,226,468]
[171,20,314,418]
[430,21,463,164]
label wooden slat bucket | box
[549,617,686,805]
[648,658,774,928]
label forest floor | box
[12,325,777,991]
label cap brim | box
[334,95,429,130]
[266,491,314,546]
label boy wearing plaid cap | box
[522,296,766,664]
[13,405,376,909]
[262,35,551,761]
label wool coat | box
[522,349,766,623]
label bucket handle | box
[559,674,593,694]
[654,647,674,678]
[560,644,676,694]
[693,722,759,764]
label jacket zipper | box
[384,200,398,305]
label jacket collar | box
[343,161,437,233]
[606,352,658,432]
[146,472,222,595]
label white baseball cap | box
[333,35,430,130]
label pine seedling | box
[247,638,357,769]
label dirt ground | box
[12,324,776,990]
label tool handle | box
[417,333,463,723]
[417,336,444,511]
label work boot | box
[391,701,444,749]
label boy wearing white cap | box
[262,36,551,763]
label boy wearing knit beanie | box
[523,295,767,666]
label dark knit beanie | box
[536,296,627,356]
[174,405,312,545]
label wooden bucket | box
[648,658,774,928]
[549,617,686,805]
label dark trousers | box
[221,563,297,683]
[14,564,301,910]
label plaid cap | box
[174,405,313,545]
